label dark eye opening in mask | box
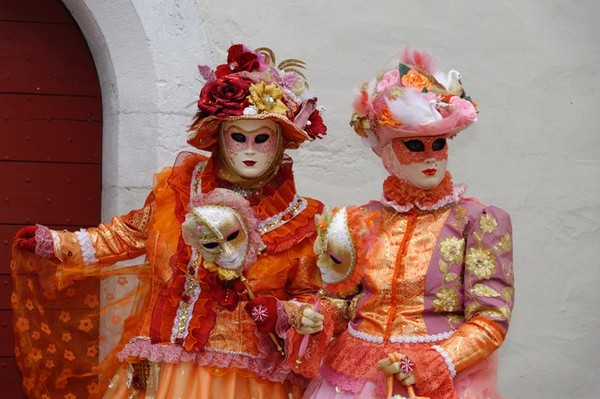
[227,230,239,241]
[329,253,342,264]
[402,139,425,152]
[432,138,447,151]
[202,242,219,249]
[231,133,246,143]
[254,134,270,144]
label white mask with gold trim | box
[315,208,356,284]
[181,205,249,271]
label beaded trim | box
[203,346,256,359]
[190,160,306,236]
[432,345,457,377]
[190,161,207,198]
[258,195,307,235]
[348,323,455,344]
[170,251,202,344]
[75,229,99,265]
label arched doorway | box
[0,0,102,396]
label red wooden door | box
[0,0,102,397]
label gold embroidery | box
[444,273,459,283]
[454,205,467,220]
[502,287,514,302]
[494,233,512,254]
[432,287,460,312]
[439,237,465,265]
[465,244,497,279]
[479,214,498,234]
[471,283,501,298]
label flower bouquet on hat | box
[351,46,478,156]
[188,44,327,151]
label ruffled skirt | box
[104,362,304,399]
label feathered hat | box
[188,44,327,151]
[351,47,478,156]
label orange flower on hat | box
[401,69,431,90]
[248,82,289,115]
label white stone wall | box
[64,0,600,397]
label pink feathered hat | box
[351,47,478,156]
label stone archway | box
[61,0,212,218]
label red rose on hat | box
[215,44,262,78]
[197,75,252,118]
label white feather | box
[386,91,441,125]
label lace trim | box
[118,336,291,383]
[75,229,99,265]
[34,225,55,259]
[432,345,456,377]
[380,184,466,212]
[348,323,455,344]
[170,251,201,343]
[258,195,307,235]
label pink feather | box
[353,90,372,117]
[401,46,436,73]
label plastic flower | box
[439,237,465,265]
[466,244,496,279]
[215,44,263,78]
[198,76,252,117]
[401,69,431,90]
[305,109,327,139]
[248,82,289,115]
[432,287,460,312]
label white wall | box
[65,0,600,397]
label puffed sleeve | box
[437,205,514,374]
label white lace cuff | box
[432,345,456,377]
[75,229,99,265]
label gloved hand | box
[377,352,415,386]
[13,225,39,251]
[293,304,324,335]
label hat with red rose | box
[188,44,327,151]
[351,47,478,156]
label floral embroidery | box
[466,244,496,279]
[471,283,500,298]
[479,214,498,234]
[439,237,465,264]
[250,304,269,323]
[433,287,460,312]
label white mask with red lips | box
[220,119,281,179]
[381,136,448,189]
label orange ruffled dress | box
[304,175,514,399]
[11,151,332,399]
